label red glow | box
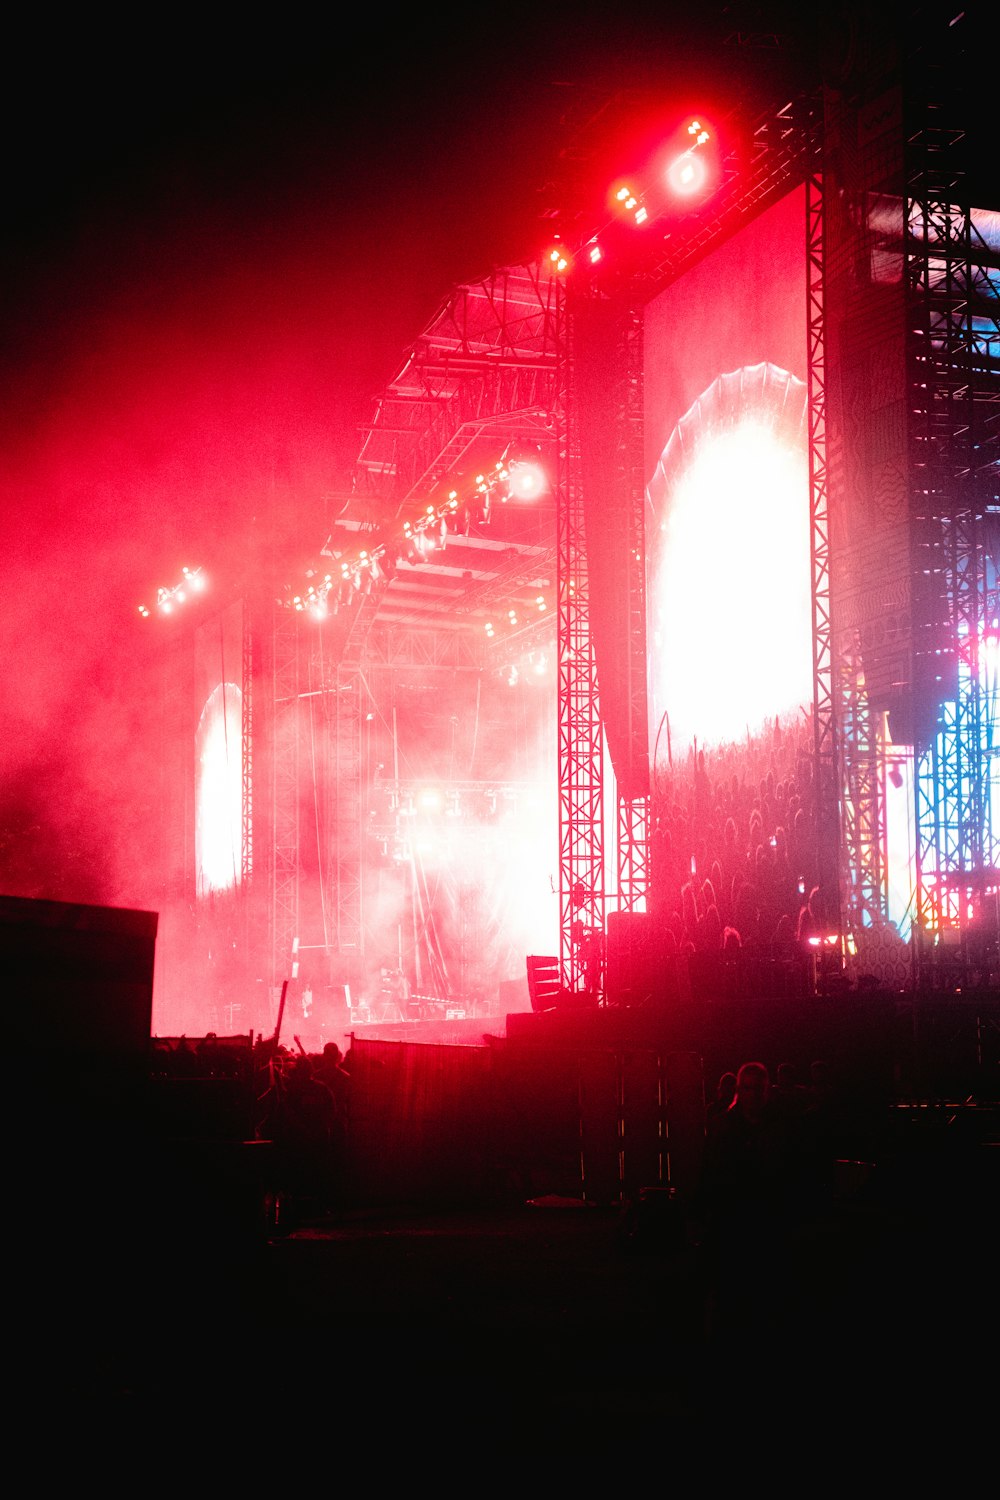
[508,460,547,501]
[666,150,708,196]
[657,111,719,204]
[195,682,243,895]
[648,386,811,751]
[644,187,808,763]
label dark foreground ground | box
[17,1103,998,1450]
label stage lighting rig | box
[281,454,525,618]
[138,565,206,619]
[506,460,547,502]
[483,594,551,665]
[665,118,715,198]
[612,184,649,226]
[543,111,722,286]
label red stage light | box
[660,113,718,201]
[666,150,708,197]
[507,460,547,501]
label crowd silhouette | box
[650,714,826,968]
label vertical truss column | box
[559,280,604,989]
[806,147,843,934]
[906,83,992,970]
[271,608,300,992]
[838,633,883,925]
[616,303,650,913]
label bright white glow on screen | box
[648,368,811,754]
[195,681,243,896]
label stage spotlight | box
[664,116,716,199]
[611,183,649,227]
[546,244,570,274]
[507,460,548,501]
[667,150,708,196]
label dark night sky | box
[0,5,992,910]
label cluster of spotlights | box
[666,119,713,197]
[291,547,388,619]
[613,184,649,226]
[138,566,206,618]
[483,595,548,641]
[545,116,716,278]
[483,597,552,686]
[285,457,547,620]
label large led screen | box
[644,185,810,768]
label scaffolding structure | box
[805,135,842,938]
[254,49,995,1002]
[907,67,1000,973]
[614,302,650,916]
[558,280,605,989]
[266,266,563,991]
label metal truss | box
[805,141,845,935]
[616,796,648,916]
[633,98,814,299]
[273,288,564,990]
[356,264,562,507]
[615,302,649,913]
[906,61,999,972]
[838,631,883,928]
[363,623,486,673]
[559,279,605,990]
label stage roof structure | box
[326,266,562,649]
